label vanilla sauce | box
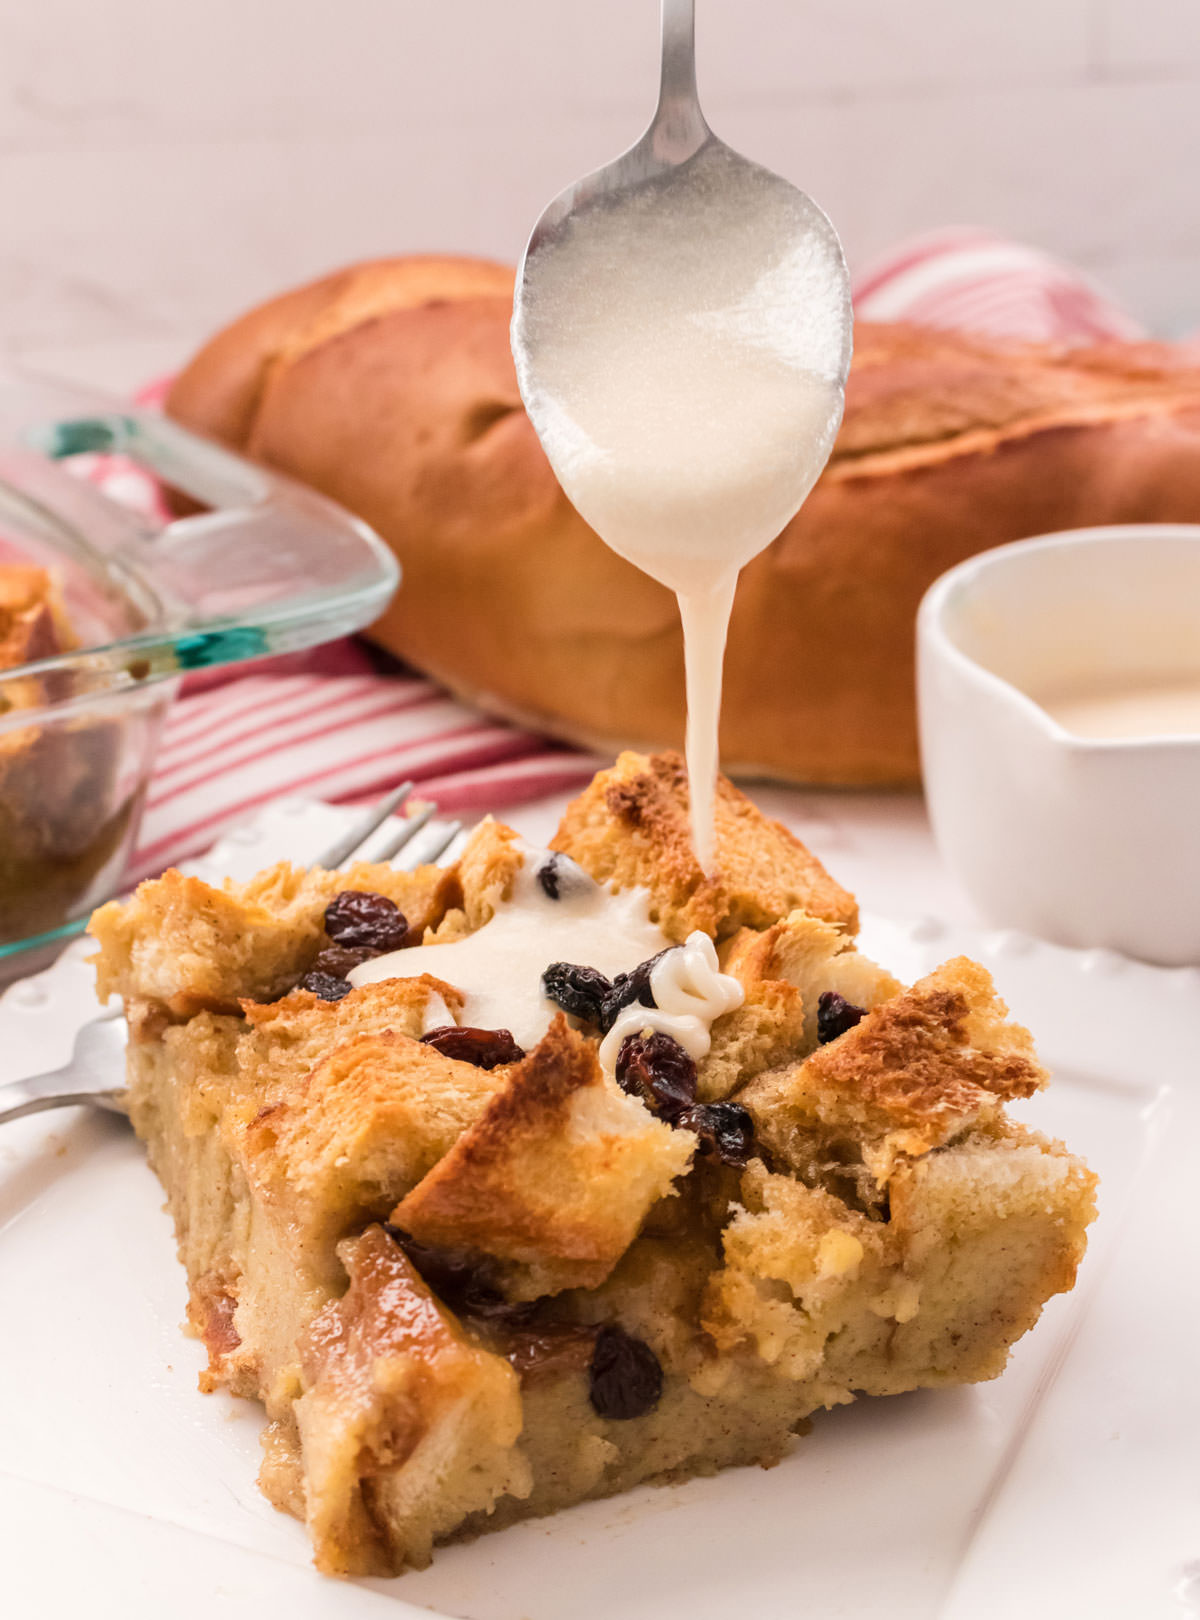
[351,848,743,1066]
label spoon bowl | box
[510,0,852,873]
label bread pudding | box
[89,751,1096,1577]
[0,563,134,946]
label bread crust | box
[166,260,1200,784]
[551,749,858,938]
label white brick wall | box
[0,0,1196,390]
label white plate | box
[1,801,1198,1620]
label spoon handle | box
[654,0,709,160]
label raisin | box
[324,890,408,953]
[297,970,354,1002]
[817,990,867,1045]
[535,851,590,901]
[614,1030,697,1116]
[421,1025,525,1068]
[500,1321,600,1378]
[385,1227,518,1319]
[674,1101,756,1168]
[600,948,671,1032]
[309,942,370,979]
[542,961,613,1026]
[588,1324,663,1420]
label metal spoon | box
[512,0,852,403]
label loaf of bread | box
[166,255,1200,785]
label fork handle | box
[0,1069,123,1126]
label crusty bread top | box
[741,956,1047,1187]
[89,858,461,1016]
[167,255,514,450]
[392,1017,694,1301]
[91,752,858,1018]
[552,750,858,940]
[836,323,1200,468]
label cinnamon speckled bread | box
[88,752,1096,1576]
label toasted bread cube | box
[552,750,858,941]
[742,957,1046,1193]
[295,1226,530,1574]
[392,1019,694,1300]
[90,860,458,1012]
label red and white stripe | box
[125,671,603,881]
[70,232,1145,878]
[853,227,1145,343]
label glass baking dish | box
[0,370,399,972]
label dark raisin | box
[817,990,867,1045]
[324,890,408,953]
[297,970,354,1002]
[588,1324,663,1420]
[674,1100,756,1168]
[535,851,591,902]
[385,1227,518,1319]
[600,948,671,1032]
[614,1030,697,1116]
[309,942,371,979]
[542,961,613,1026]
[421,1025,526,1068]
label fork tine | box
[369,801,436,863]
[314,780,414,870]
[398,819,462,870]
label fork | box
[0,784,462,1125]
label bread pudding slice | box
[89,750,1096,1577]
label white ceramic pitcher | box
[918,525,1200,966]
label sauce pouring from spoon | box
[512,0,852,874]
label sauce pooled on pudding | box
[350,846,743,1061]
[513,142,850,870]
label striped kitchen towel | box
[853,227,1145,343]
[80,231,1142,876]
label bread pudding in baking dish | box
[88,751,1096,1577]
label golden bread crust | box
[741,957,1046,1194]
[551,750,858,939]
[90,858,460,1013]
[392,1019,694,1300]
